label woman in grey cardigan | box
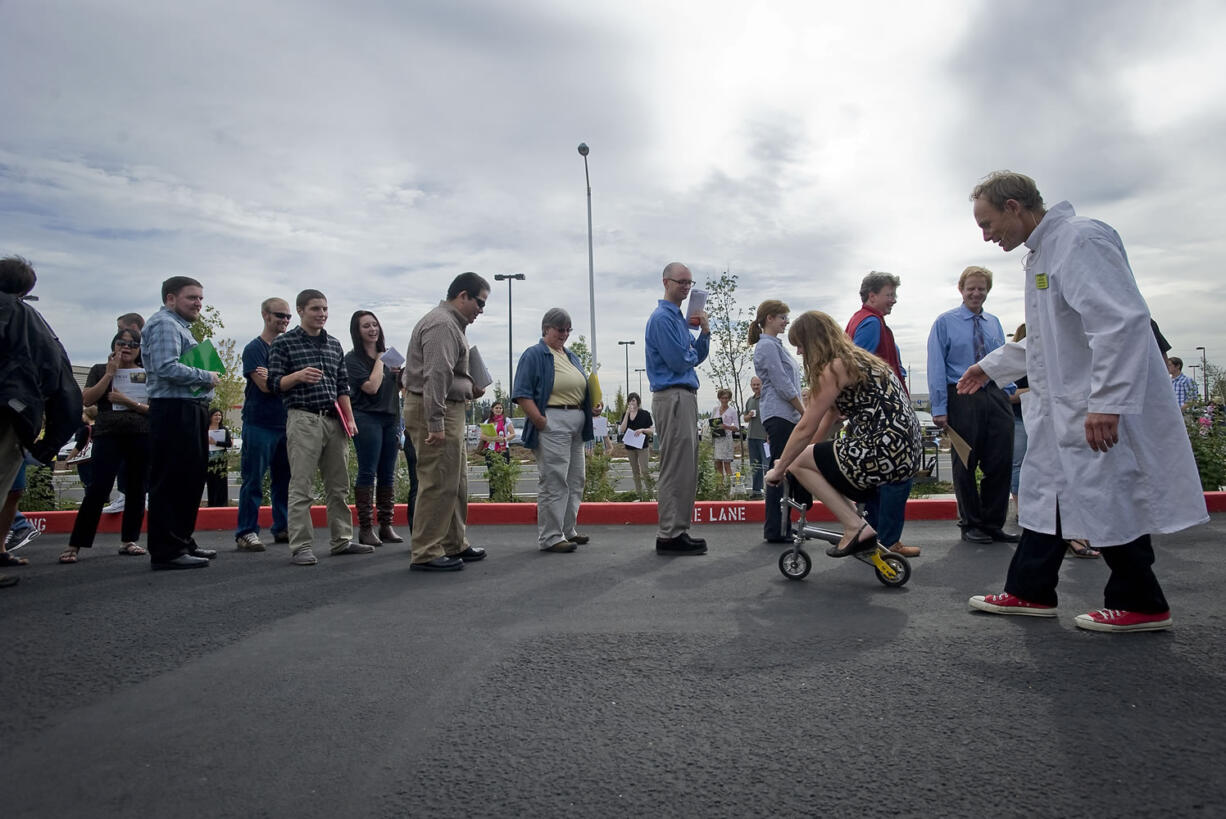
[750,299,807,543]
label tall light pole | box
[635,367,645,395]
[618,340,635,400]
[494,273,525,405]
[1196,346,1209,402]
[578,142,598,371]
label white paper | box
[110,368,147,411]
[686,289,708,321]
[763,442,771,461]
[622,428,647,449]
[381,346,405,369]
[468,346,493,390]
[208,429,227,443]
[592,416,609,439]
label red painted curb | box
[20,492,1225,535]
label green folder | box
[179,338,226,396]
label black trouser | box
[402,433,419,530]
[1005,510,1169,613]
[146,398,209,562]
[946,384,1012,531]
[763,416,811,540]
[205,457,229,507]
[69,431,150,548]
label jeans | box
[1011,415,1027,497]
[353,410,399,487]
[865,478,912,548]
[236,422,289,538]
[747,437,766,494]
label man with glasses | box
[645,262,711,556]
[402,272,491,572]
[234,297,292,552]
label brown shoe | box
[542,540,577,553]
[889,543,921,557]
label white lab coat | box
[978,201,1207,546]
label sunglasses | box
[115,340,140,349]
[472,296,486,310]
[270,311,292,320]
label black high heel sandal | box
[825,522,879,558]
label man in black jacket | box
[0,256,82,586]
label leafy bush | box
[486,453,522,502]
[1187,410,1226,491]
[583,450,617,502]
[18,466,57,512]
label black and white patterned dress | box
[832,362,921,490]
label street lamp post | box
[494,273,525,404]
[578,142,598,371]
[1196,346,1209,402]
[635,367,645,395]
[618,340,635,400]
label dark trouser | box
[69,432,150,548]
[747,437,766,494]
[235,422,289,539]
[147,398,209,562]
[865,477,912,548]
[205,458,229,507]
[1005,510,1169,613]
[763,416,811,540]
[402,432,419,531]
[946,384,1012,531]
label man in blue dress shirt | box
[645,262,711,556]
[926,266,1017,544]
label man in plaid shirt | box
[267,289,367,566]
[1168,357,1198,410]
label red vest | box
[845,306,908,396]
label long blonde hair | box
[787,310,889,390]
[747,299,790,346]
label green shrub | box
[486,454,522,502]
[1187,411,1226,491]
[18,466,57,511]
[583,449,618,502]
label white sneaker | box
[235,532,265,552]
[102,494,126,514]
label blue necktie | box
[972,314,986,362]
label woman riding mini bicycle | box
[764,311,921,557]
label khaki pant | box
[652,387,699,539]
[535,407,585,548]
[404,392,468,562]
[627,445,650,495]
[286,409,353,553]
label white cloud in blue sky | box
[3,0,1224,405]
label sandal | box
[1065,539,1100,559]
[826,523,879,558]
[0,551,29,567]
[118,542,147,556]
[59,549,79,564]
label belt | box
[289,406,336,417]
[652,385,696,393]
[547,404,583,410]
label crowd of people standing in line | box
[0,170,1213,637]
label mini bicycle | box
[776,488,912,588]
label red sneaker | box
[1074,609,1172,633]
[968,592,1058,617]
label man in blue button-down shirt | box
[927,266,1017,545]
[645,262,711,556]
[141,276,220,570]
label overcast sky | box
[4,0,1224,409]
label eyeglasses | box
[472,295,486,310]
[270,311,292,320]
[552,326,573,334]
[666,278,695,288]
[115,340,140,349]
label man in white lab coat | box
[960,171,1207,633]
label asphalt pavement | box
[3,515,1224,818]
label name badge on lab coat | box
[1035,272,1049,290]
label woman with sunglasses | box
[345,310,403,547]
[60,328,151,563]
[512,308,594,552]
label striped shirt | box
[1172,373,1198,406]
[267,326,350,412]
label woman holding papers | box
[763,311,921,558]
[512,308,594,553]
[618,392,654,496]
[60,328,151,563]
[710,388,740,477]
[205,408,233,506]
[345,310,403,547]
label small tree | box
[703,271,752,418]
[569,335,593,373]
